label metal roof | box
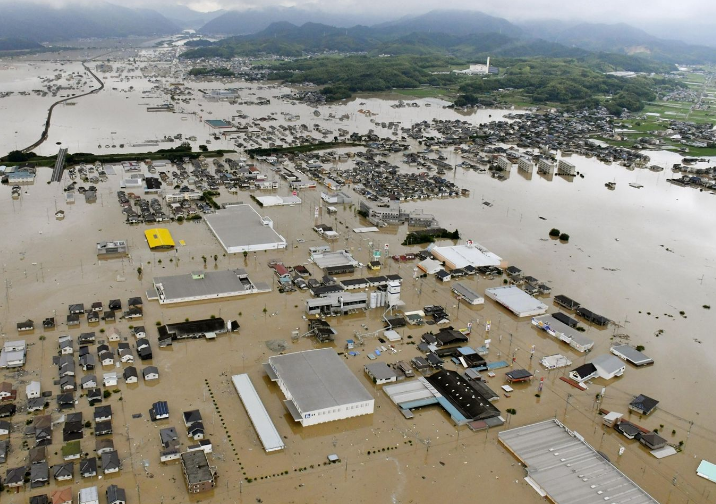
[231,374,285,452]
[610,345,653,366]
[485,286,548,317]
[204,205,287,253]
[153,269,267,303]
[144,228,175,249]
[430,243,502,269]
[451,282,484,303]
[78,486,99,504]
[267,349,372,413]
[499,419,659,504]
[697,460,716,483]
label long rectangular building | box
[532,315,594,352]
[485,286,547,317]
[264,349,373,427]
[231,374,285,452]
[499,419,658,504]
[451,282,484,305]
[152,269,269,304]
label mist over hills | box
[198,7,390,35]
[0,2,713,65]
[196,8,716,64]
[0,1,179,42]
[149,4,226,30]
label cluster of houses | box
[148,401,215,493]
[18,298,143,333]
[54,323,156,400]
[5,405,124,499]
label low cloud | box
[0,0,710,25]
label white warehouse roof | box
[231,374,285,452]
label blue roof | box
[458,347,477,356]
[486,360,509,370]
[697,460,716,483]
[153,401,169,416]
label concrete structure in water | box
[264,349,374,427]
[558,159,576,176]
[181,450,215,493]
[96,240,128,258]
[538,159,555,175]
[518,158,534,173]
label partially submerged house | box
[629,394,659,416]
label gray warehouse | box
[499,419,658,504]
[264,349,374,426]
[205,204,287,253]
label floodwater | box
[0,56,512,157]
[0,52,715,504]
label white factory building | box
[264,349,374,427]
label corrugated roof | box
[499,420,658,504]
[268,349,372,413]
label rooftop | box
[485,286,548,317]
[266,348,372,413]
[499,419,659,504]
[144,228,175,249]
[429,243,502,268]
[204,205,287,253]
[181,450,214,484]
[153,269,268,304]
[231,374,285,452]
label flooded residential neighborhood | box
[1,36,715,504]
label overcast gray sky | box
[10,0,711,23]
[180,0,709,23]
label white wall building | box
[264,349,374,427]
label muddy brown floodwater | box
[1,53,715,504]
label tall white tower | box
[386,280,401,307]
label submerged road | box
[20,61,104,154]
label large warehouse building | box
[485,286,548,317]
[499,419,658,504]
[428,242,503,269]
[150,269,270,304]
[264,349,374,426]
[205,204,287,253]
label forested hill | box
[182,21,670,72]
[191,9,716,65]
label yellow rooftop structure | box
[145,228,175,250]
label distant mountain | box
[0,1,179,42]
[375,10,524,38]
[185,21,648,67]
[520,21,716,64]
[150,4,225,30]
[0,37,44,52]
[198,8,388,35]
